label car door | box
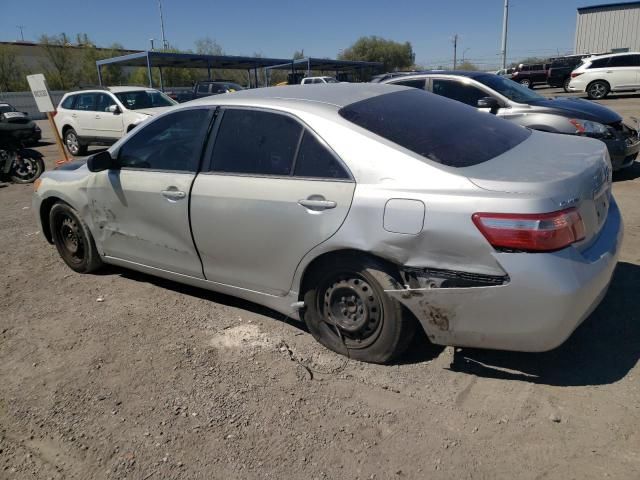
[606,54,640,89]
[190,108,356,296]
[72,93,98,137]
[87,107,213,277]
[92,93,124,139]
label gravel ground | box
[1,88,639,479]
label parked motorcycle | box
[0,122,45,184]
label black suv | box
[547,55,592,92]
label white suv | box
[300,76,339,85]
[56,87,177,155]
[568,52,640,99]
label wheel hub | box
[61,218,80,254]
[323,277,382,343]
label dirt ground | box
[1,88,639,480]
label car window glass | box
[61,95,75,109]
[608,55,636,67]
[118,109,210,171]
[95,93,116,112]
[197,84,209,93]
[211,109,302,176]
[294,132,349,179]
[392,79,426,89]
[589,58,610,69]
[75,93,96,111]
[339,89,531,168]
[431,79,487,107]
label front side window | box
[114,90,176,110]
[211,109,302,176]
[75,93,96,111]
[339,89,531,168]
[391,79,426,90]
[96,93,117,112]
[0,104,16,114]
[294,132,349,179]
[431,79,487,107]
[118,109,210,171]
[475,74,545,103]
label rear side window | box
[118,109,211,171]
[212,109,302,176]
[74,93,96,111]
[339,89,531,168]
[391,79,426,89]
[589,58,610,69]
[608,55,640,67]
[61,95,76,109]
[294,132,349,179]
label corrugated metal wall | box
[575,5,640,54]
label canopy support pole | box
[159,66,164,91]
[146,52,153,88]
[97,64,103,86]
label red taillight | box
[571,72,583,78]
[472,208,585,252]
[51,110,57,118]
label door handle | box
[605,71,613,73]
[298,198,337,211]
[95,114,101,119]
[161,189,186,200]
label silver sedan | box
[33,84,622,363]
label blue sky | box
[0,0,626,68]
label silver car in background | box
[33,84,622,363]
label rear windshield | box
[338,89,531,167]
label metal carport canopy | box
[266,57,384,72]
[96,51,292,89]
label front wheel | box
[302,257,416,364]
[519,78,532,88]
[10,154,44,183]
[49,203,103,273]
[587,81,610,100]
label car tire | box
[64,128,87,156]
[519,79,532,89]
[49,202,103,273]
[563,77,571,93]
[587,80,610,100]
[302,256,416,364]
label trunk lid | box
[462,131,612,250]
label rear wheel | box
[563,77,571,93]
[587,80,609,100]
[64,128,87,156]
[49,203,102,273]
[10,155,44,184]
[302,257,416,364]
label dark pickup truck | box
[510,63,549,88]
[547,55,591,92]
[166,80,245,103]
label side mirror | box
[87,150,118,172]
[107,104,121,114]
[477,97,501,114]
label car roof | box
[588,51,640,59]
[64,86,160,95]
[379,70,492,81]
[186,83,409,112]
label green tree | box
[38,33,77,89]
[195,37,224,55]
[338,36,415,71]
[293,50,305,60]
[0,44,27,91]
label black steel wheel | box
[49,203,102,273]
[302,256,416,364]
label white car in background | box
[301,76,340,85]
[568,52,640,99]
[55,87,177,155]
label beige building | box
[575,2,640,54]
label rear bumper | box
[386,199,623,352]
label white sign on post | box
[27,74,55,113]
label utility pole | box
[158,0,168,50]
[452,34,458,70]
[150,38,156,51]
[462,48,471,64]
[500,0,510,69]
[16,25,25,41]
